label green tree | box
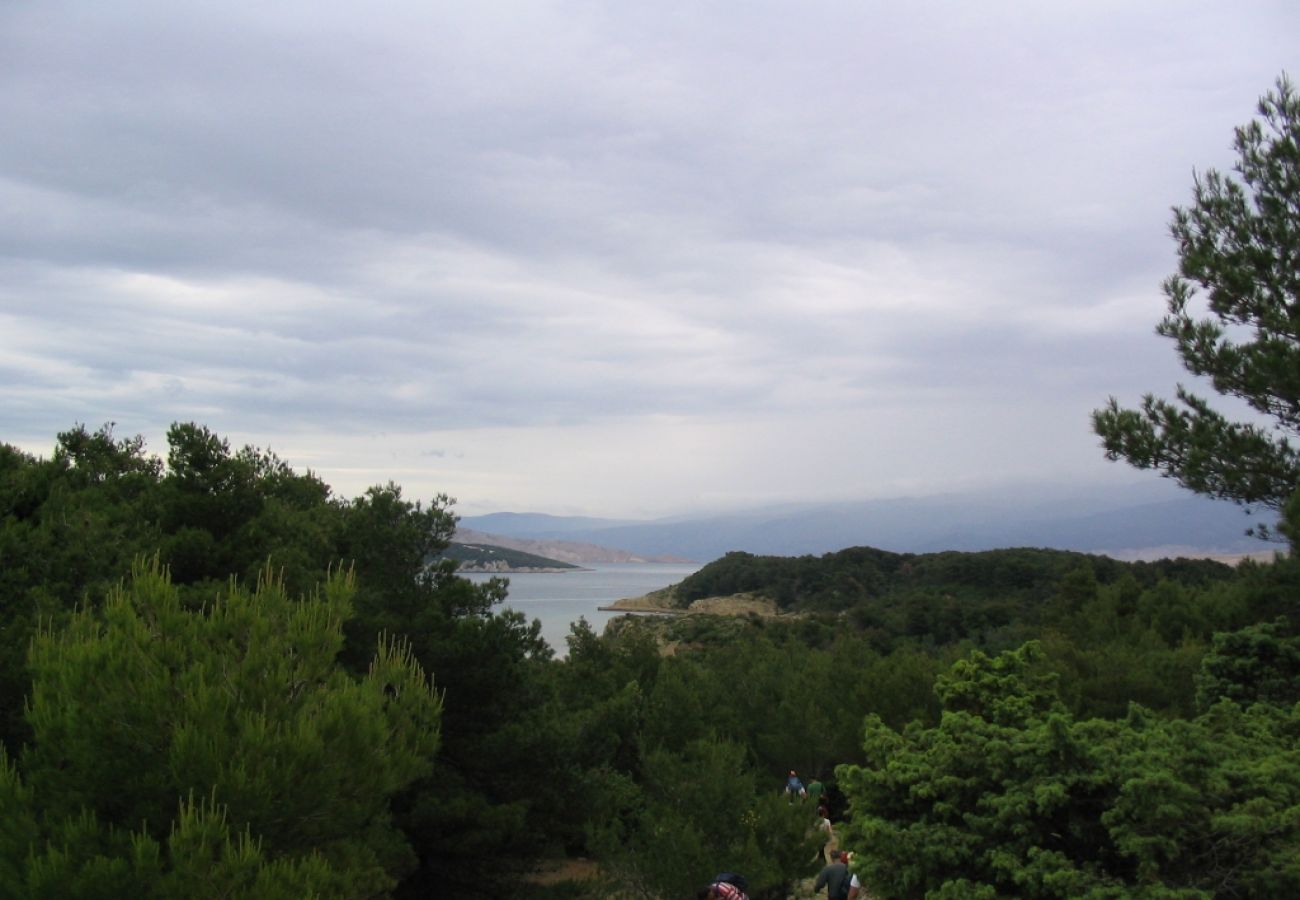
[1094,76,1300,521]
[0,427,166,749]
[0,423,342,750]
[588,736,816,900]
[329,483,570,896]
[159,422,340,596]
[1,424,585,894]
[7,558,440,897]
[836,643,1300,898]
[1195,616,1300,710]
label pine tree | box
[7,558,441,898]
[1093,75,1300,522]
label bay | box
[463,562,701,656]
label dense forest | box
[1,422,1298,898]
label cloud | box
[1,1,1297,516]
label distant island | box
[452,527,694,565]
[441,542,584,573]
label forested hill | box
[441,541,581,572]
[675,546,1237,613]
[629,545,1261,660]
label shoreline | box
[599,591,785,619]
[457,565,592,574]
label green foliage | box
[589,736,815,900]
[159,422,338,596]
[1040,628,1203,721]
[326,483,566,896]
[20,794,339,900]
[555,620,662,779]
[1194,616,1300,710]
[0,424,341,749]
[336,483,459,627]
[9,419,1300,895]
[675,547,905,609]
[1094,75,1300,518]
[388,603,562,896]
[674,547,1236,643]
[932,642,1063,725]
[1,423,574,894]
[0,747,37,896]
[645,546,1261,729]
[10,558,440,897]
[837,644,1300,898]
[698,634,852,778]
[841,642,947,731]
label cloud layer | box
[2,2,1296,516]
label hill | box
[440,542,582,572]
[671,545,1238,613]
[598,543,1270,659]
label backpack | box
[830,870,852,900]
[714,872,749,893]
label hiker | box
[785,769,806,801]
[806,775,825,809]
[813,848,860,899]
[698,872,749,900]
[810,808,834,864]
[841,852,862,900]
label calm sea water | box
[463,563,701,656]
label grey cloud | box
[2,1,1297,514]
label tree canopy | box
[837,642,1300,898]
[5,405,1300,897]
[0,422,566,895]
[5,559,440,897]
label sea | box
[462,562,702,656]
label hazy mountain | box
[460,512,640,536]
[459,481,1271,564]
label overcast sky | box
[2,2,1296,518]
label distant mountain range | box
[458,481,1277,565]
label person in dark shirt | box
[813,848,852,898]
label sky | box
[2,2,1297,519]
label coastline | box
[456,564,591,574]
[599,590,785,619]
